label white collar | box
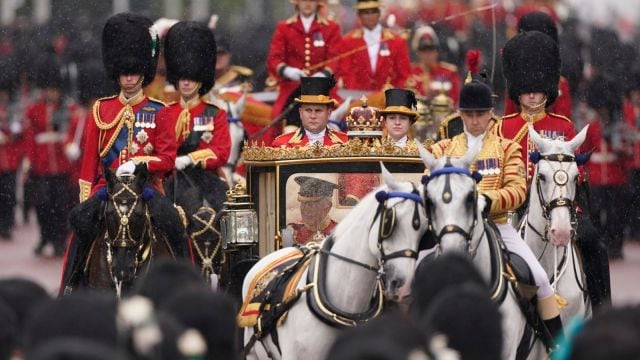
[306,128,326,144]
[363,24,382,40]
[464,128,486,150]
[300,14,315,33]
[393,136,408,146]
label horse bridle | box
[421,164,483,255]
[104,178,151,281]
[319,185,424,279]
[190,206,223,277]
[528,153,578,242]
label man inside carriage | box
[498,30,611,309]
[162,21,231,214]
[286,175,339,245]
[60,13,191,294]
[426,79,564,346]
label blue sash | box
[101,100,164,166]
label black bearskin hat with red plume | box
[102,13,160,87]
[502,31,560,106]
[164,21,217,96]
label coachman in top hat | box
[163,21,231,212]
[60,13,190,294]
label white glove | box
[310,71,327,78]
[175,155,193,170]
[330,96,352,122]
[64,143,81,161]
[9,121,22,135]
[282,67,307,81]
[116,160,136,177]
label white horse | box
[417,143,545,360]
[522,125,592,323]
[241,165,429,360]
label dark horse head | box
[103,165,151,286]
[187,206,224,282]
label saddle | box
[237,247,312,329]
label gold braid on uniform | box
[95,91,145,158]
[175,97,201,141]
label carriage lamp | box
[219,183,259,249]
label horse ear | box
[458,140,481,169]
[568,124,589,154]
[416,140,438,171]
[380,162,399,191]
[135,163,149,190]
[528,125,550,154]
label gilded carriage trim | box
[79,179,92,202]
[244,138,431,162]
[189,149,217,167]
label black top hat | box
[295,77,338,106]
[458,80,493,111]
[102,13,159,87]
[503,31,560,106]
[380,88,419,119]
[295,176,339,202]
[518,11,558,44]
[165,21,217,96]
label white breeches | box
[497,224,554,298]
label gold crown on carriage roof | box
[345,96,384,133]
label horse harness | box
[189,206,223,278]
[103,177,154,289]
[421,163,484,256]
[527,153,580,243]
[242,186,425,358]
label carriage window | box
[281,172,422,246]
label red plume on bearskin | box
[466,49,481,75]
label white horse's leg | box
[500,291,526,360]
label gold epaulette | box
[439,61,458,72]
[201,99,223,109]
[345,28,363,38]
[316,15,329,26]
[547,112,573,123]
[382,28,396,40]
[285,15,298,24]
[147,97,167,106]
[328,130,346,144]
[231,65,254,77]
[287,129,304,144]
[96,94,118,102]
[501,112,519,119]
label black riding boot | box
[576,214,612,310]
[147,194,191,259]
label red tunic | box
[0,105,23,173]
[271,127,347,148]
[338,27,411,91]
[406,62,461,105]
[503,76,573,118]
[288,219,337,245]
[623,100,640,170]
[24,100,79,176]
[165,100,230,170]
[496,110,575,181]
[266,14,342,120]
[581,120,627,186]
[78,94,176,201]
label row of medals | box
[476,158,501,176]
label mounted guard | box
[60,13,190,295]
[162,20,231,214]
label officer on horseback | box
[428,79,564,346]
[60,13,190,295]
[162,21,231,213]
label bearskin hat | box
[0,57,18,95]
[503,31,560,106]
[102,13,159,87]
[518,11,558,44]
[164,21,217,96]
[586,73,622,113]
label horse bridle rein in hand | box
[421,164,484,255]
